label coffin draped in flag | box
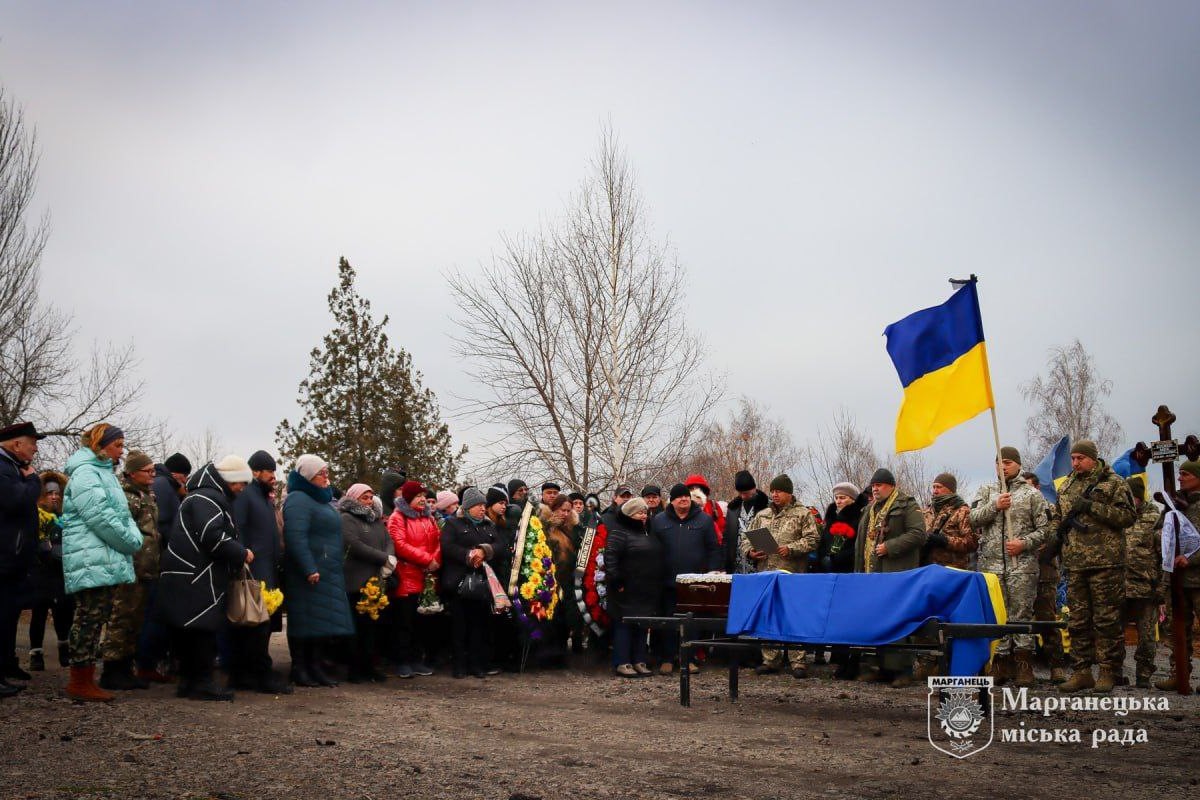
[884,280,995,452]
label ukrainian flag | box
[1112,446,1148,500]
[1032,435,1072,503]
[884,280,995,452]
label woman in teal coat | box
[282,454,354,687]
[60,423,143,701]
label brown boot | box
[1058,669,1095,693]
[1049,666,1067,684]
[1153,673,1177,692]
[65,665,114,702]
[1094,664,1117,693]
[1012,650,1035,688]
[987,654,1011,685]
[912,658,935,682]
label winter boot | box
[1058,669,1095,693]
[1012,650,1036,688]
[1094,664,1117,693]
[99,660,140,691]
[1153,673,1179,692]
[912,658,936,682]
[1049,666,1067,684]
[188,680,234,701]
[28,649,45,672]
[986,653,1010,685]
[66,665,114,702]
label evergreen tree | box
[276,257,463,488]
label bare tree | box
[802,409,880,502]
[447,127,722,491]
[0,86,153,463]
[1021,339,1122,459]
[890,450,932,506]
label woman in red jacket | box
[386,480,442,678]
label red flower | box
[829,521,856,539]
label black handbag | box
[456,570,491,602]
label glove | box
[1073,499,1093,515]
[926,531,949,549]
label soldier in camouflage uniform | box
[99,451,159,691]
[744,474,821,677]
[1054,440,1136,694]
[1155,460,1200,692]
[1025,472,1068,684]
[969,447,1051,687]
[1122,475,1162,688]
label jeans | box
[612,622,649,667]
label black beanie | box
[486,486,509,507]
[164,453,191,475]
[870,468,896,486]
[768,474,793,494]
[668,483,690,501]
[734,470,756,492]
[507,479,527,497]
[247,450,276,472]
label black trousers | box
[29,594,75,649]
[348,591,380,674]
[0,571,22,669]
[169,627,217,686]
[445,594,490,673]
[227,621,273,681]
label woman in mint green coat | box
[60,423,142,701]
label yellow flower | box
[520,583,536,600]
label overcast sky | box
[2,1,1198,492]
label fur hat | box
[832,482,860,499]
[621,496,649,516]
[214,454,253,484]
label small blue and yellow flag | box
[1032,435,1072,503]
[884,280,995,452]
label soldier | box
[1054,440,1136,694]
[99,451,160,690]
[744,474,821,678]
[1122,475,1162,688]
[915,472,978,680]
[969,448,1051,687]
[854,468,926,688]
[1154,459,1200,692]
[1027,471,1068,684]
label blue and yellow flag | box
[884,280,995,452]
[1032,435,1072,503]
[1111,446,1148,500]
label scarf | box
[338,495,380,522]
[287,469,334,504]
[932,493,964,513]
[863,491,899,574]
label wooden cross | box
[1151,405,1192,696]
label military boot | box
[987,653,1011,685]
[1153,673,1178,692]
[1012,650,1035,688]
[1093,664,1117,693]
[99,660,140,691]
[1058,669,1095,693]
[1135,672,1153,689]
[1049,666,1067,684]
[28,649,45,672]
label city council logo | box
[927,676,993,759]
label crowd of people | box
[0,419,1197,703]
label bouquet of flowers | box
[260,582,284,615]
[826,521,856,555]
[511,516,558,638]
[355,575,390,620]
[576,524,610,635]
[417,573,443,615]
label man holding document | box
[741,474,821,677]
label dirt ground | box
[2,625,1198,800]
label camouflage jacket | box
[969,476,1051,576]
[854,491,926,574]
[745,500,821,573]
[1054,461,1135,572]
[1124,500,1162,600]
[921,498,977,569]
[122,478,160,580]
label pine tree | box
[276,257,464,488]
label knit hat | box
[932,472,958,493]
[400,480,425,503]
[486,486,509,507]
[568,491,584,502]
[668,483,690,501]
[683,474,711,491]
[294,454,328,481]
[734,471,756,492]
[1070,440,1099,460]
[214,454,253,484]
[640,484,661,498]
[621,496,649,516]
[768,474,794,494]
[999,446,1022,464]
[832,482,860,499]
[164,452,192,475]
[541,481,561,491]
[461,486,486,511]
[123,451,153,475]
[345,483,373,501]
[507,479,527,497]
[247,450,277,472]
[1179,460,1200,482]
[869,468,896,486]
[1125,475,1147,501]
[434,490,459,511]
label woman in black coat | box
[604,497,662,677]
[157,459,252,701]
[438,487,502,679]
[816,482,868,679]
[339,484,394,683]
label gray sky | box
[2,1,1198,492]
